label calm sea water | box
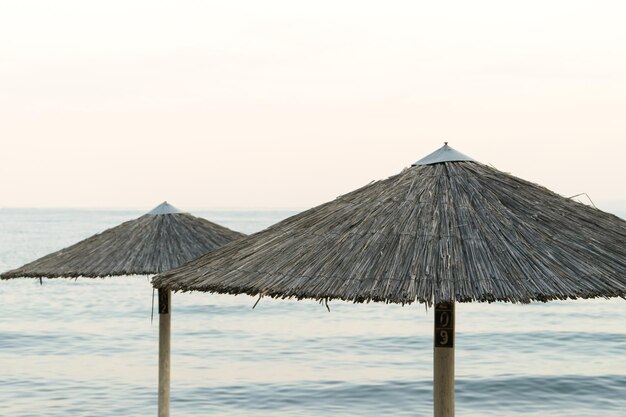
[0,208,625,417]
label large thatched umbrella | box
[1,201,244,417]
[153,145,626,417]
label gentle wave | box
[3,375,624,417]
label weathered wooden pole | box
[434,301,455,417]
[158,289,171,417]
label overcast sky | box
[1,1,624,211]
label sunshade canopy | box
[152,146,626,305]
[1,202,244,278]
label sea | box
[0,208,625,417]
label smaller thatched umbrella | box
[1,201,244,417]
[153,146,626,417]
[1,202,243,278]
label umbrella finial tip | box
[413,143,476,165]
[148,201,183,215]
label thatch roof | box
[1,202,245,279]
[152,145,626,305]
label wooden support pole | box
[434,301,455,417]
[158,289,171,417]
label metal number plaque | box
[434,302,454,348]
[158,289,170,314]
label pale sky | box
[1,1,625,210]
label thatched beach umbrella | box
[153,145,626,417]
[1,201,244,417]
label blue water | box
[0,208,625,417]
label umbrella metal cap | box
[148,201,184,215]
[412,143,477,166]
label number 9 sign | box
[435,303,454,348]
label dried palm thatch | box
[1,202,245,279]
[153,146,626,305]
